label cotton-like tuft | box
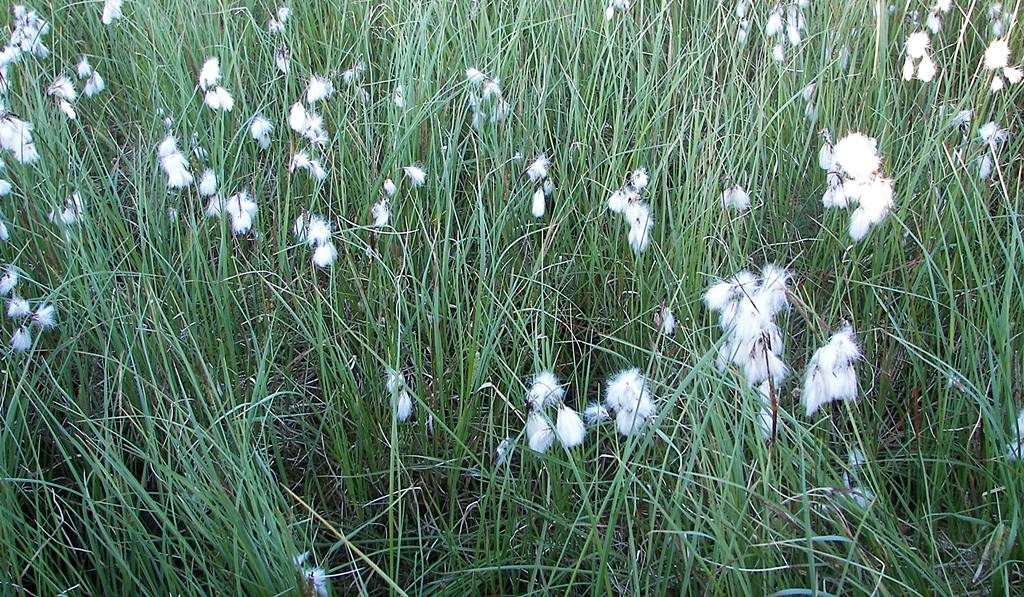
[32,303,56,329]
[7,296,30,318]
[530,187,546,218]
[306,75,334,104]
[526,371,564,410]
[198,57,221,91]
[583,403,611,425]
[526,156,549,182]
[832,133,880,181]
[905,31,930,59]
[0,267,19,296]
[555,405,586,448]
[403,164,427,187]
[101,0,123,25]
[721,185,751,210]
[802,324,861,417]
[526,411,554,453]
[10,326,30,351]
[198,170,217,196]
[249,115,273,148]
[985,39,1011,70]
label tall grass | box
[0,0,1021,594]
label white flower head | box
[624,201,653,254]
[249,115,273,149]
[371,198,390,228]
[985,39,1011,70]
[526,370,564,410]
[465,67,487,85]
[721,185,751,210]
[555,404,586,448]
[526,155,549,183]
[394,388,413,420]
[101,0,123,25]
[306,75,334,104]
[802,323,861,417]
[832,132,881,181]
[530,187,546,218]
[341,60,366,85]
[305,216,332,247]
[224,191,258,235]
[47,75,77,102]
[204,87,234,112]
[630,167,649,191]
[10,325,30,351]
[7,296,30,318]
[496,437,514,465]
[526,411,554,453]
[403,164,427,187]
[905,31,930,59]
[198,169,217,196]
[0,267,19,296]
[76,56,92,78]
[33,303,56,329]
[198,57,221,91]
[655,303,676,335]
[583,403,611,425]
[83,72,105,97]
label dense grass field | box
[0,0,1022,594]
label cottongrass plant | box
[293,212,337,268]
[157,132,193,189]
[976,120,1009,180]
[924,0,952,34]
[607,167,653,253]
[525,155,554,218]
[2,264,56,352]
[801,323,861,417]
[818,130,895,241]
[523,370,586,452]
[987,2,1016,36]
[734,1,751,45]
[902,31,937,83]
[1,1,1022,594]
[983,38,1022,93]
[764,1,808,62]
[604,0,630,21]
[386,368,414,422]
[465,67,510,128]
[604,368,657,436]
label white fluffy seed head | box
[604,368,652,414]
[10,326,30,351]
[526,411,554,453]
[630,167,649,190]
[198,169,217,196]
[583,403,611,425]
[306,75,334,104]
[721,185,751,210]
[530,187,546,218]
[403,165,427,187]
[526,370,564,410]
[832,132,881,181]
[985,39,1011,70]
[312,242,338,268]
[555,405,586,448]
[526,155,549,182]
[198,57,221,91]
[32,303,56,329]
[905,31,930,59]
